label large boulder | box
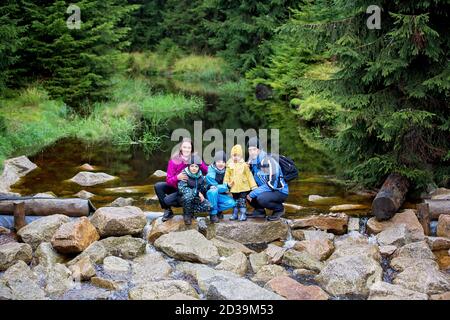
[366,209,425,241]
[215,252,248,276]
[34,263,74,297]
[154,229,220,264]
[1,261,46,300]
[426,236,450,251]
[17,214,70,250]
[175,262,284,300]
[35,242,66,267]
[90,206,147,237]
[393,263,450,295]
[69,171,117,186]
[0,242,32,271]
[316,255,382,296]
[0,156,37,193]
[290,213,348,235]
[251,265,289,283]
[147,216,196,243]
[51,217,100,253]
[213,220,289,245]
[437,214,450,238]
[368,281,428,300]
[129,280,199,300]
[329,233,381,262]
[211,236,255,257]
[293,239,334,261]
[264,276,329,300]
[376,224,421,247]
[282,249,324,272]
[131,252,173,285]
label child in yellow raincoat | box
[224,144,257,221]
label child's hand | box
[199,193,205,202]
[177,172,188,181]
[229,181,234,187]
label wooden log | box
[371,173,410,221]
[0,198,95,217]
[416,203,430,236]
[424,199,450,220]
[13,201,26,231]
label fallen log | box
[0,196,96,217]
[424,199,450,220]
[372,173,410,221]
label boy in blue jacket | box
[206,150,236,223]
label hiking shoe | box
[210,214,219,223]
[161,209,174,222]
[266,210,284,221]
[183,214,192,225]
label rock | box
[435,249,450,270]
[329,204,368,211]
[154,230,220,264]
[392,241,435,261]
[379,245,397,257]
[33,192,57,198]
[108,197,135,207]
[366,209,425,242]
[215,252,248,276]
[166,293,198,300]
[284,203,305,212]
[316,255,382,296]
[79,163,96,171]
[0,242,32,271]
[40,263,74,297]
[35,242,65,267]
[291,229,335,241]
[0,281,12,300]
[17,214,70,250]
[213,220,289,245]
[393,263,450,295]
[308,195,333,203]
[290,213,348,235]
[90,206,147,237]
[426,236,450,251]
[334,231,369,247]
[131,252,172,285]
[147,216,196,243]
[390,257,439,273]
[62,286,111,300]
[151,170,167,178]
[263,244,287,264]
[67,236,146,266]
[249,252,269,272]
[293,239,334,261]
[1,261,46,300]
[252,265,289,283]
[376,224,420,247]
[51,217,99,253]
[437,214,450,238]
[69,256,96,281]
[348,217,360,232]
[142,194,159,205]
[329,242,380,262]
[430,292,450,300]
[264,276,329,300]
[91,277,126,291]
[69,171,117,186]
[74,190,95,199]
[282,249,324,272]
[293,269,318,276]
[211,236,255,257]
[129,280,199,300]
[0,156,37,193]
[103,256,130,275]
[430,188,450,200]
[0,227,10,235]
[368,281,428,300]
[175,262,284,300]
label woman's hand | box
[177,172,188,181]
[199,193,205,202]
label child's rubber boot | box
[209,214,219,223]
[239,208,247,221]
[230,207,239,220]
[183,214,192,225]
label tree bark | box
[416,203,430,235]
[13,201,26,231]
[424,199,450,220]
[0,198,95,217]
[371,173,410,221]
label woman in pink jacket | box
[154,138,208,221]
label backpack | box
[272,154,299,182]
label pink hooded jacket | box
[166,154,208,189]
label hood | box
[184,166,202,179]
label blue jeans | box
[206,188,236,215]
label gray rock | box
[393,264,450,295]
[215,252,248,276]
[131,252,173,285]
[282,249,324,272]
[0,242,32,271]
[426,236,450,251]
[368,281,428,300]
[251,265,289,283]
[249,252,269,273]
[129,280,199,300]
[103,256,130,275]
[1,261,47,300]
[69,256,96,281]
[91,277,126,291]
[211,236,255,257]
[108,197,135,207]
[291,229,335,241]
[35,242,66,267]
[74,190,95,199]
[151,170,167,178]
[90,206,147,237]
[376,224,421,247]
[36,263,74,297]
[69,171,117,187]
[17,214,70,250]
[154,229,220,264]
[392,241,435,261]
[0,281,12,300]
[0,156,37,193]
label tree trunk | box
[416,203,430,235]
[424,199,450,220]
[0,198,95,217]
[13,201,26,231]
[371,173,410,221]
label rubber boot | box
[230,207,239,220]
[183,214,192,225]
[239,207,247,221]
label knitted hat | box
[230,144,243,157]
[188,154,202,165]
[247,136,260,149]
[214,150,227,163]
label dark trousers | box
[249,191,288,213]
[232,191,249,209]
[154,181,182,210]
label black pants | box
[249,191,288,213]
[154,181,182,210]
[232,191,249,209]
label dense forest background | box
[0,0,449,192]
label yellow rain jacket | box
[224,145,257,193]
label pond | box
[10,76,374,217]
